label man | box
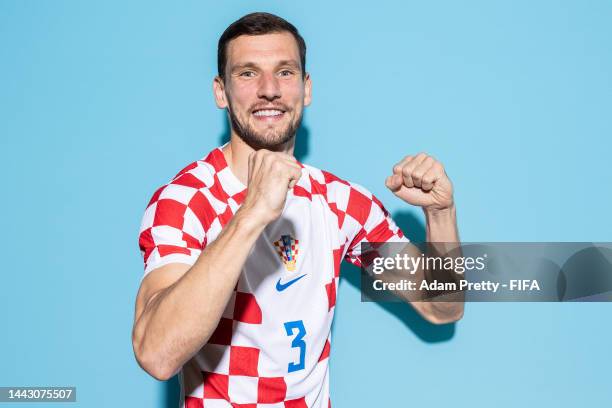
[132,12,463,408]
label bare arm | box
[132,150,303,380]
[384,153,464,324]
[132,210,265,380]
[407,206,464,324]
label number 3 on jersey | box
[284,320,306,373]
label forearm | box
[133,209,265,379]
[424,204,459,243]
[421,204,464,322]
[385,205,463,322]
[422,204,462,287]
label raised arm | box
[131,150,302,380]
[384,152,464,324]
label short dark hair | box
[217,12,307,81]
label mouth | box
[252,107,286,122]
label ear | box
[303,72,312,107]
[213,76,228,109]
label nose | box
[256,72,281,101]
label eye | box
[279,70,294,77]
[240,71,256,78]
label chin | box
[243,122,293,144]
[241,131,294,151]
[230,112,299,150]
[258,134,294,148]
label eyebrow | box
[276,60,301,69]
[231,59,301,72]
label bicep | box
[136,183,210,320]
[134,262,192,323]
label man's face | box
[214,32,312,149]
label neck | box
[221,131,296,186]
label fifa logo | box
[273,235,299,272]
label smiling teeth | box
[254,110,283,117]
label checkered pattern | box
[295,166,406,315]
[139,148,247,276]
[273,235,300,272]
[191,369,296,406]
[138,146,408,408]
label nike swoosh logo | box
[276,274,307,292]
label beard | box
[227,100,302,150]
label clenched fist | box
[240,149,303,226]
[385,153,454,211]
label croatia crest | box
[273,234,299,272]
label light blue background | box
[1,1,611,407]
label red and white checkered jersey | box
[138,146,408,408]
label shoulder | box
[300,163,390,223]
[300,164,408,247]
[144,159,213,208]
[301,163,386,208]
[141,148,230,226]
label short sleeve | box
[343,185,409,268]
[138,183,207,278]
